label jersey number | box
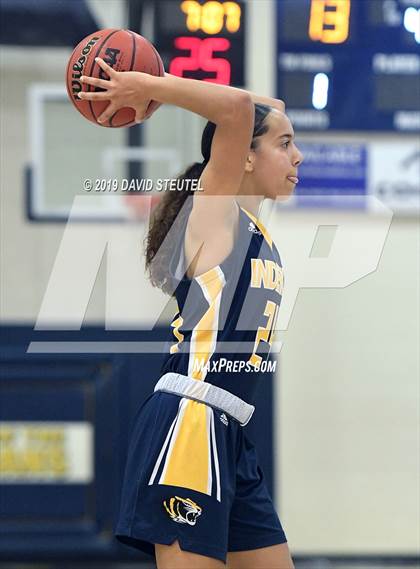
[249,300,279,367]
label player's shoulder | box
[182,199,241,279]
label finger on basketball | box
[135,101,154,122]
[80,75,110,89]
[135,110,147,122]
[97,103,117,123]
[78,91,110,101]
[94,57,116,78]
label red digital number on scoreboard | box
[169,36,231,84]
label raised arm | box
[79,61,250,130]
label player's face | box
[252,111,303,200]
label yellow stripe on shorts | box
[160,398,210,494]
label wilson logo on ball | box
[99,48,120,82]
[71,36,100,100]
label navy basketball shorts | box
[115,390,287,564]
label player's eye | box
[281,141,290,148]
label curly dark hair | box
[144,103,274,294]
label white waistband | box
[154,372,255,426]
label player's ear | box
[245,152,255,173]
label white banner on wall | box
[0,422,94,483]
[369,140,420,213]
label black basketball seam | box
[148,42,164,117]
[150,42,163,76]
[127,30,137,71]
[88,29,119,124]
[115,118,136,127]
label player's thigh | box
[226,542,295,569]
[155,540,227,569]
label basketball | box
[66,28,164,127]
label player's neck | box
[235,195,264,218]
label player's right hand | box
[78,57,153,124]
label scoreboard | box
[152,1,419,130]
[276,0,420,131]
[154,0,246,86]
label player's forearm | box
[145,72,252,124]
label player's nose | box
[293,144,304,166]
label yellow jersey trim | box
[240,206,273,250]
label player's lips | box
[287,176,299,184]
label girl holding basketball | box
[79,58,303,569]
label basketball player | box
[79,58,303,569]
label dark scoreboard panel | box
[277,0,420,131]
[154,0,246,86]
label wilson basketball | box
[66,29,164,128]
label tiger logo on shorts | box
[163,496,202,525]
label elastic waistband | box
[154,372,255,426]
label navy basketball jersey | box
[116,199,287,558]
[159,197,284,405]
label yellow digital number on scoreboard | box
[181,1,241,34]
[309,0,351,44]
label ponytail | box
[144,161,206,294]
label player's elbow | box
[276,99,286,113]
[224,92,254,126]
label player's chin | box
[267,183,295,201]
